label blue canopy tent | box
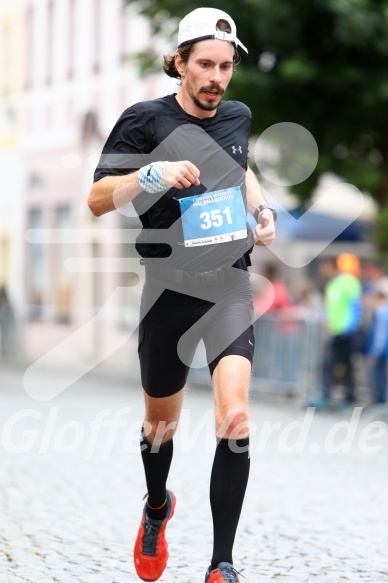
[248,208,373,242]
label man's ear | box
[175,53,185,78]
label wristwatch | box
[253,204,277,223]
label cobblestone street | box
[0,363,388,583]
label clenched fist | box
[162,160,201,190]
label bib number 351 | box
[200,207,233,230]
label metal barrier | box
[251,312,325,398]
[188,310,326,399]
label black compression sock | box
[210,436,250,569]
[140,428,173,521]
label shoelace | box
[142,518,162,555]
[219,564,244,583]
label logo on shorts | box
[232,145,243,155]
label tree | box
[125,0,388,249]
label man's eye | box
[221,64,232,71]
[200,62,210,68]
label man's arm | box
[88,171,142,217]
[88,161,201,217]
[88,172,142,217]
[245,167,275,246]
[245,166,268,213]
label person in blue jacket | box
[367,279,388,404]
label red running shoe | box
[205,562,242,583]
[133,490,176,581]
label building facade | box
[0,0,26,357]
[14,0,175,367]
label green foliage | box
[125,0,388,246]
[133,50,161,77]
[375,205,388,259]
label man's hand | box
[253,209,276,246]
[162,160,201,190]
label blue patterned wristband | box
[138,162,168,193]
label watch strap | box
[253,204,277,223]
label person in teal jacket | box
[313,255,362,409]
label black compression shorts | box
[137,269,254,398]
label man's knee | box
[143,387,184,444]
[143,417,179,446]
[215,405,249,439]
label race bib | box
[179,186,247,247]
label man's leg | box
[141,389,184,519]
[134,388,184,582]
[137,285,197,521]
[372,361,388,404]
[340,334,356,403]
[322,336,336,401]
[209,354,251,569]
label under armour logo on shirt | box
[231,145,243,155]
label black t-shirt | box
[94,93,254,271]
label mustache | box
[200,84,224,95]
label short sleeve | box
[93,106,149,182]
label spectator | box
[366,279,388,405]
[360,260,388,341]
[361,260,386,295]
[253,263,292,315]
[292,277,323,318]
[309,254,362,410]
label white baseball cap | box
[177,7,248,53]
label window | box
[47,0,54,85]
[93,0,101,74]
[119,4,128,64]
[54,205,73,323]
[25,5,34,89]
[27,208,44,320]
[1,23,11,96]
[68,0,75,79]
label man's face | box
[177,40,235,114]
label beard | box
[190,84,225,111]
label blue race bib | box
[179,186,247,247]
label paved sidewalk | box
[0,363,388,582]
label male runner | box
[89,7,276,582]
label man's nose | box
[210,66,222,84]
